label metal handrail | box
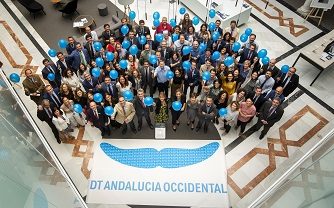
[0,69,88,208]
[248,128,334,208]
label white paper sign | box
[87,139,230,207]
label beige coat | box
[112,102,136,124]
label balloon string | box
[168,0,171,20]
[145,0,147,20]
[115,0,118,17]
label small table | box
[292,30,334,86]
[74,15,97,34]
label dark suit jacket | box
[261,64,281,78]
[198,103,217,120]
[42,64,61,87]
[133,97,152,116]
[43,88,62,107]
[158,47,173,61]
[22,75,45,96]
[101,30,116,45]
[82,77,99,92]
[37,104,56,125]
[258,101,284,126]
[139,65,155,86]
[68,49,91,71]
[136,26,151,37]
[86,106,107,128]
[238,48,257,64]
[247,91,266,111]
[213,27,223,36]
[212,41,225,52]
[101,82,118,98]
[264,90,285,102]
[84,42,96,60]
[56,58,71,75]
[276,73,299,97]
[184,68,200,86]
[66,42,79,55]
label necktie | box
[122,106,126,116]
[260,78,268,89]
[146,67,150,82]
[108,84,113,94]
[52,92,61,107]
[94,110,98,118]
[90,43,95,54]
[253,95,258,103]
[141,99,146,108]
[282,75,289,88]
[247,51,252,59]
[268,107,276,118]
[231,29,234,36]
[46,108,52,118]
[190,69,193,79]
[79,51,87,65]
[141,27,144,35]
[48,66,55,74]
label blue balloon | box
[258,49,268,58]
[208,22,216,31]
[9,73,20,83]
[211,51,220,60]
[202,71,211,81]
[129,11,136,21]
[92,67,101,78]
[106,52,114,61]
[172,101,182,111]
[232,42,241,52]
[182,61,191,71]
[166,70,174,79]
[47,73,55,81]
[58,39,68,49]
[121,25,129,35]
[129,45,138,56]
[149,55,158,64]
[144,96,154,106]
[209,9,216,18]
[48,49,57,57]
[199,43,207,52]
[240,34,248,43]
[219,108,227,117]
[261,56,270,65]
[123,90,134,101]
[104,106,114,116]
[179,7,186,15]
[119,60,128,69]
[93,42,102,51]
[245,28,253,36]
[155,33,163,42]
[172,33,179,42]
[193,16,200,25]
[93,93,103,103]
[224,56,234,66]
[153,11,160,20]
[73,104,83,113]
[212,31,220,41]
[109,70,119,79]
[95,57,104,68]
[153,19,160,27]
[182,46,191,55]
[139,35,147,45]
[170,18,177,27]
[122,40,131,49]
[281,65,290,73]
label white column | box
[297,0,313,17]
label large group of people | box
[21,15,300,144]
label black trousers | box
[253,119,273,135]
[96,124,110,136]
[197,81,203,95]
[157,81,169,98]
[121,120,136,133]
[223,120,232,133]
[46,121,60,143]
[183,83,195,97]
[143,83,155,97]
[196,117,212,130]
[237,120,248,133]
[171,110,183,125]
[137,112,152,127]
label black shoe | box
[149,124,154,129]
[132,129,137,134]
[176,121,180,126]
[187,121,190,126]
[195,127,200,132]
[204,128,208,133]
[173,127,176,131]
[191,127,194,130]
[137,126,142,131]
[122,129,127,135]
[57,139,61,144]
[259,134,265,140]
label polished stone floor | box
[0,0,333,207]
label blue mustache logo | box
[100,142,219,168]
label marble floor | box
[0,0,333,207]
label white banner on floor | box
[87,139,229,207]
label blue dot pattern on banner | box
[100,142,220,169]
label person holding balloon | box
[101,76,118,102]
[116,75,132,97]
[67,43,90,72]
[238,44,257,64]
[173,34,191,54]
[195,96,217,133]
[243,34,259,52]
[155,17,173,36]
[82,72,100,93]
[133,89,154,131]
[106,37,118,53]
[155,92,169,124]
[74,89,88,110]
[86,101,110,137]
[118,18,132,43]
[135,20,151,37]
[220,101,240,135]
[170,89,186,131]
[42,59,61,89]
[60,97,86,128]
[101,24,116,46]
[154,60,171,99]
[170,68,184,98]
[183,60,200,98]
[185,26,198,45]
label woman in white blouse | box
[220,101,240,135]
[60,97,86,127]
[116,75,132,96]
[52,108,75,141]
[62,68,84,91]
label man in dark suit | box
[276,67,299,97]
[87,101,110,136]
[247,87,266,113]
[250,97,284,139]
[67,43,90,72]
[133,89,154,131]
[84,34,96,60]
[212,36,225,52]
[139,60,155,97]
[43,85,62,108]
[135,20,151,37]
[37,99,61,143]
[42,59,61,88]
[260,58,281,78]
[238,43,257,64]
[118,18,133,43]
[213,20,223,35]
[22,69,45,105]
[66,36,79,55]
[56,52,71,75]
[158,40,173,62]
[125,31,139,46]
[196,96,217,133]
[101,23,116,46]
[82,73,101,93]
[264,86,285,102]
[184,61,200,97]
[101,77,118,101]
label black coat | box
[258,101,284,126]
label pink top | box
[238,102,256,122]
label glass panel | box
[0,76,85,208]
